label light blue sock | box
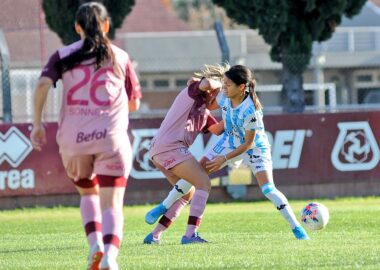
[261,182,299,229]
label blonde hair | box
[194,63,230,81]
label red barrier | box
[1,111,379,198]
[264,112,380,185]
[0,123,74,196]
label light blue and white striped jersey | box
[216,92,270,152]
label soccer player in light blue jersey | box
[146,65,309,241]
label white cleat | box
[99,256,119,270]
[87,244,104,270]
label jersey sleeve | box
[187,81,203,99]
[243,110,265,131]
[40,51,61,85]
[125,59,142,101]
[202,113,218,134]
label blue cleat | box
[181,232,208,244]
[143,233,161,244]
[292,226,310,240]
[145,203,168,225]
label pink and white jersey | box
[41,40,142,155]
[149,81,217,157]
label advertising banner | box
[0,111,379,198]
[0,123,74,196]
[264,112,380,185]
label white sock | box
[162,179,193,209]
[261,182,299,229]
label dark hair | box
[224,65,262,110]
[58,2,116,73]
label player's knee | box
[182,186,195,201]
[260,182,276,196]
[198,181,211,193]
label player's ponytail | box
[247,79,263,111]
[59,2,118,74]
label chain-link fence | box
[1,26,380,123]
[2,64,380,123]
[0,70,61,123]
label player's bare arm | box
[128,98,141,112]
[198,78,222,110]
[30,76,53,151]
[208,120,224,135]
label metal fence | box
[1,26,380,123]
[0,69,61,123]
[2,65,380,123]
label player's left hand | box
[30,123,47,151]
[205,155,225,172]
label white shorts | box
[204,144,272,175]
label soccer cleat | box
[143,233,161,244]
[292,225,310,240]
[99,256,119,270]
[181,232,208,244]
[87,244,104,270]
[145,203,168,225]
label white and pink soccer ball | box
[301,202,329,230]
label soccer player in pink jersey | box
[29,3,141,270]
[147,65,309,242]
[143,64,227,245]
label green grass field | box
[0,197,379,269]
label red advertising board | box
[0,123,74,196]
[264,111,380,185]
[0,111,379,198]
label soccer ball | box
[301,202,329,230]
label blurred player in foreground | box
[30,2,141,269]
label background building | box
[0,0,380,122]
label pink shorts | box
[151,147,193,170]
[61,146,132,181]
